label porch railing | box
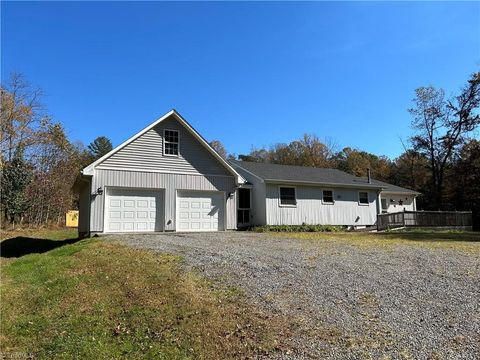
[377,210,473,231]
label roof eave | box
[381,190,421,196]
[80,109,245,185]
[264,179,383,190]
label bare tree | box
[0,73,49,163]
[409,72,480,208]
[209,140,230,159]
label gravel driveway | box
[111,232,479,359]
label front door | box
[237,188,251,227]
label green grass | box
[1,229,286,359]
[252,224,343,232]
[274,230,480,252]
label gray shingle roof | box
[230,160,419,194]
[368,179,420,194]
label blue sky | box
[2,1,479,159]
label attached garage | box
[176,191,225,232]
[105,188,164,232]
[77,110,244,235]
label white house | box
[75,110,419,236]
[230,160,419,228]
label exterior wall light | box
[96,187,104,195]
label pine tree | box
[1,146,32,227]
[87,136,113,160]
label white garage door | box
[176,191,224,232]
[106,188,163,232]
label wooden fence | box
[377,211,473,231]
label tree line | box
[212,72,480,214]
[1,73,113,228]
[1,71,479,229]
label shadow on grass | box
[380,231,480,243]
[0,236,80,258]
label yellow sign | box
[66,210,79,227]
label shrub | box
[251,225,343,233]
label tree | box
[209,140,228,159]
[25,123,88,226]
[238,134,336,168]
[88,136,112,160]
[334,147,393,182]
[1,146,32,226]
[0,72,49,163]
[409,72,480,208]
[447,140,480,212]
[391,150,430,192]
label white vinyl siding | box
[232,165,266,226]
[99,115,229,176]
[380,193,416,213]
[90,169,236,232]
[266,184,377,226]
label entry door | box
[381,198,388,213]
[237,188,251,227]
[106,188,163,232]
[176,191,224,231]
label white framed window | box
[322,189,334,204]
[358,191,369,205]
[278,186,296,207]
[164,129,179,156]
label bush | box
[251,224,343,233]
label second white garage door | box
[176,191,224,231]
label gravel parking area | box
[112,232,480,359]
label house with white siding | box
[230,160,419,228]
[75,110,419,236]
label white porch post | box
[376,191,382,215]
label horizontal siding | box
[266,184,378,226]
[91,169,236,232]
[99,115,230,176]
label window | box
[279,187,296,206]
[381,198,388,212]
[238,188,250,209]
[322,190,334,204]
[359,191,369,205]
[164,129,179,156]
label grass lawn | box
[277,229,480,252]
[0,229,286,359]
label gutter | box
[264,179,384,190]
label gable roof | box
[82,110,245,184]
[230,160,419,194]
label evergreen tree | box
[1,146,32,226]
[87,136,113,160]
